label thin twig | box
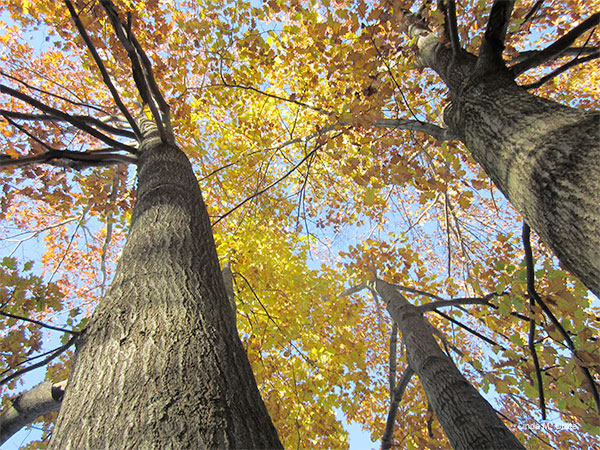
[522,223,600,415]
[434,310,505,350]
[0,335,78,386]
[212,129,342,226]
[0,310,79,335]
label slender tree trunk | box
[372,279,525,450]
[411,24,600,296]
[50,120,282,449]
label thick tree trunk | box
[372,279,525,450]
[49,120,282,449]
[411,25,600,297]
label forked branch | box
[521,51,600,89]
[381,366,415,450]
[63,0,141,139]
[511,12,600,75]
[0,83,137,153]
[99,0,172,143]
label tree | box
[1,0,599,449]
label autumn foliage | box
[0,0,599,448]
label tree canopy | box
[0,0,599,448]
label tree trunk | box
[49,120,282,449]
[411,24,600,297]
[372,279,525,450]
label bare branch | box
[62,0,141,139]
[0,148,137,170]
[0,310,79,335]
[0,83,137,153]
[372,118,457,140]
[0,335,78,387]
[521,51,600,90]
[522,224,600,415]
[381,366,415,450]
[0,380,67,445]
[511,12,600,75]
[0,109,136,139]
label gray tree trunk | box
[411,25,600,297]
[373,279,525,450]
[49,120,282,449]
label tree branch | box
[0,148,137,169]
[434,310,506,351]
[418,295,497,312]
[511,12,600,75]
[218,78,328,115]
[0,310,78,335]
[381,366,415,450]
[522,0,544,26]
[0,335,77,387]
[476,0,516,73]
[522,223,600,415]
[63,0,141,140]
[389,322,399,395]
[0,83,137,153]
[0,69,109,116]
[98,0,169,142]
[372,118,457,140]
[522,223,546,420]
[508,46,599,65]
[0,109,136,139]
[0,380,67,445]
[212,128,343,226]
[438,0,460,55]
[521,51,600,89]
[128,32,173,138]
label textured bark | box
[373,279,525,450]
[0,381,64,445]
[49,121,282,449]
[410,23,600,297]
